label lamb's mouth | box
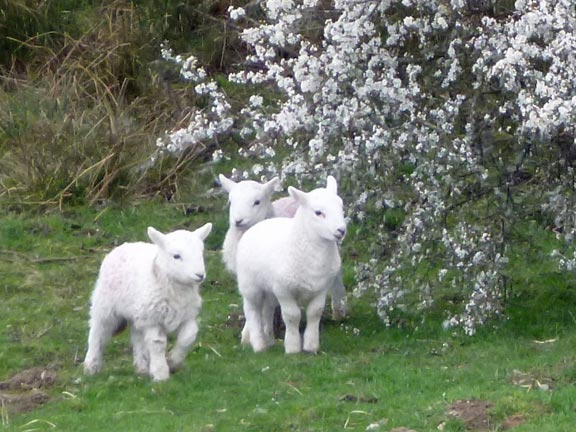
[235,222,251,232]
[192,273,206,283]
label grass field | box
[2,2,576,430]
[1,198,576,432]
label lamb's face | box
[305,189,347,243]
[219,175,279,230]
[289,176,347,243]
[148,224,212,286]
[228,182,273,229]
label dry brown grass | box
[0,1,236,205]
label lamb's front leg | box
[143,326,169,381]
[131,328,149,375]
[303,291,328,353]
[168,319,198,372]
[277,295,302,354]
[242,296,267,352]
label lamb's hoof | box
[133,362,148,375]
[152,375,169,382]
[331,303,348,321]
[284,345,302,355]
[331,311,347,321]
[150,363,170,381]
[83,362,101,375]
[151,371,170,382]
[303,345,319,354]
[133,361,149,376]
[251,342,269,353]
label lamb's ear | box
[147,227,166,247]
[219,174,236,193]
[288,186,308,206]
[194,223,212,241]
[264,177,280,194]
[326,175,338,194]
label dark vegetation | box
[0,0,246,205]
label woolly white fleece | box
[236,176,346,353]
[83,224,212,381]
[219,175,279,275]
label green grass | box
[1,201,576,431]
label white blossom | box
[155,0,576,334]
[228,6,246,21]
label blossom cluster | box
[156,0,576,334]
[154,46,233,157]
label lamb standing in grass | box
[236,176,346,353]
[219,175,281,275]
[83,224,212,381]
[219,174,347,320]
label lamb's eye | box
[253,200,261,206]
[315,210,324,217]
[173,254,182,260]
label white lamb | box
[219,175,281,275]
[83,223,212,381]
[236,176,346,354]
[219,174,348,320]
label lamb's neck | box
[224,225,244,245]
[222,226,245,274]
[264,204,275,219]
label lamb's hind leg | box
[261,293,278,348]
[329,271,348,320]
[83,314,122,375]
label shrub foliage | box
[157,0,576,333]
[2,0,575,332]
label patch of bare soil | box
[501,413,527,430]
[0,367,56,415]
[447,399,493,431]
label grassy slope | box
[1,199,576,431]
